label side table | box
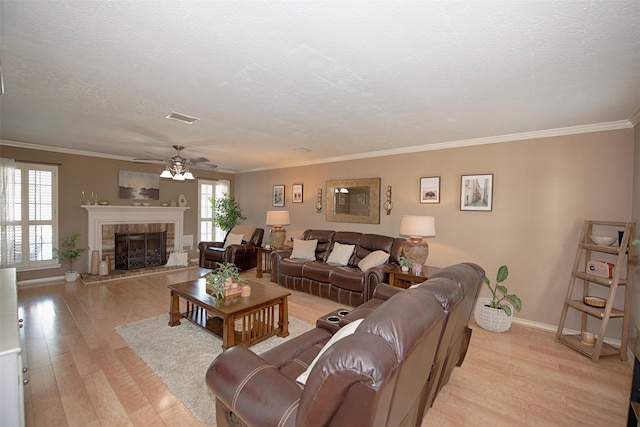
[256,247,273,278]
[388,265,441,289]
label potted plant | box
[210,192,247,232]
[53,232,87,282]
[206,262,247,299]
[474,265,522,332]
[399,257,412,272]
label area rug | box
[115,314,312,426]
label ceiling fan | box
[134,145,217,181]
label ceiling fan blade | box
[132,158,167,164]
[191,161,218,169]
[188,156,210,163]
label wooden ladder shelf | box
[556,220,635,362]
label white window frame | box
[198,178,230,243]
[11,162,59,270]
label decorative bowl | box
[590,235,616,246]
[142,202,151,206]
[132,202,141,206]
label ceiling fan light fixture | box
[172,173,185,181]
[160,168,173,179]
[183,170,194,180]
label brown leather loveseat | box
[198,225,264,271]
[271,229,405,306]
[206,262,484,427]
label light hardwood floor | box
[17,267,632,426]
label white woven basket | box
[474,297,513,332]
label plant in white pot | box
[474,265,522,332]
[398,257,412,272]
[53,232,87,282]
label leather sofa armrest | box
[269,249,293,283]
[206,346,303,427]
[371,283,403,300]
[198,241,217,251]
[362,263,396,300]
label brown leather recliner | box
[205,262,485,427]
[198,226,264,271]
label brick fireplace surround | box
[82,205,189,272]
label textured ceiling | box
[1,1,639,172]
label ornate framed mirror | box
[326,178,381,224]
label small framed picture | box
[460,174,493,211]
[292,183,303,203]
[420,177,440,204]
[273,184,285,207]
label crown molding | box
[3,119,633,174]
[0,139,236,174]
[630,108,640,126]
[240,120,633,172]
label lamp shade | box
[266,210,291,226]
[399,215,436,237]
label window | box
[198,178,229,243]
[6,163,58,269]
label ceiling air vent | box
[166,112,200,124]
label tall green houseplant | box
[210,192,247,232]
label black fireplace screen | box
[115,231,167,270]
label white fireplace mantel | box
[82,205,189,271]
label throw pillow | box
[165,252,188,267]
[290,239,318,260]
[326,242,355,266]
[229,225,255,242]
[357,250,390,271]
[296,318,364,385]
[223,233,244,249]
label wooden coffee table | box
[168,278,290,349]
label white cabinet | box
[0,268,26,427]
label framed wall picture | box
[292,183,303,203]
[460,174,493,211]
[420,176,440,204]
[273,184,285,207]
[118,170,160,200]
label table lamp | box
[266,210,290,249]
[399,215,436,268]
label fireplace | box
[82,205,188,272]
[115,231,167,270]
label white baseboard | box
[511,316,633,364]
[17,276,63,287]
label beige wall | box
[235,129,635,335]
[0,145,235,281]
[632,122,640,338]
[3,128,635,338]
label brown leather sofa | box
[271,229,405,306]
[206,262,484,427]
[198,226,264,271]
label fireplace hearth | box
[115,231,167,270]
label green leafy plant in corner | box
[53,232,87,272]
[209,192,247,232]
[483,265,522,316]
[206,262,247,299]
